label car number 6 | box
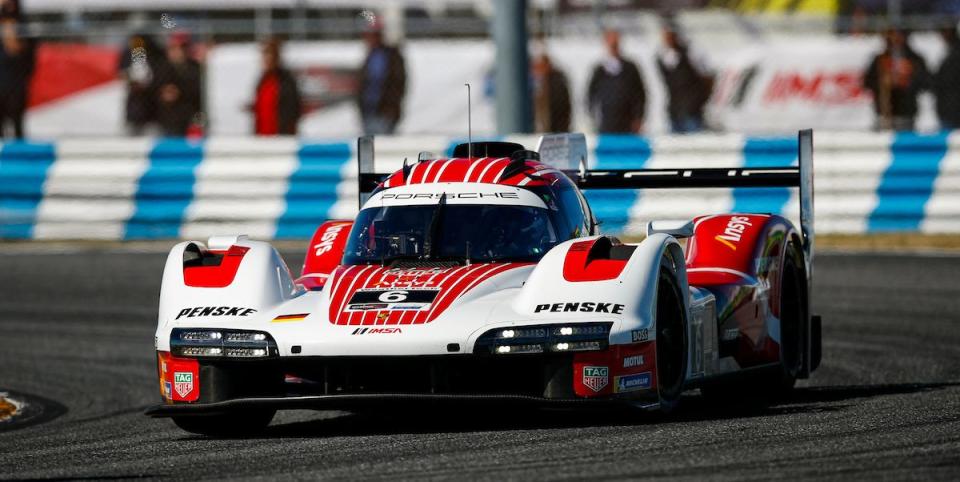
[378,290,408,302]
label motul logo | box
[714,216,752,251]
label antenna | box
[465,83,472,159]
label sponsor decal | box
[313,223,350,256]
[714,216,753,251]
[623,355,644,368]
[272,313,309,323]
[389,303,430,311]
[346,303,389,311]
[351,327,402,335]
[534,302,625,314]
[176,306,257,320]
[615,372,652,393]
[381,192,520,201]
[345,289,439,312]
[163,381,172,399]
[722,328,739,341]
[631,328,650,343]
[763,70,867,105]
[173,372,194,398]
[370,267,452,288]
[582,366,609,392]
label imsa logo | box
[173,372,194,398]
[582,366,609,392]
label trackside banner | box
[24,34,947,138]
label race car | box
[146,130,821,435]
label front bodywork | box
[152,231,686,412]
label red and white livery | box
[148,131,821,435]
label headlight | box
[170,328,278,358]
[474,322,612,355]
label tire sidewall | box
[656,255,687,412]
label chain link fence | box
[2,1,960,139]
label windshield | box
[343,203,562,264]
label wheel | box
[760,240,807,397]
[172,410,275,437]
[655,256,687,413]
[699,241,807,404]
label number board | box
[345,289,440,312]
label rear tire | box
[655,257,687,413]
[699,241,807,404]
[172,410,275,437]
[761,240,806,397]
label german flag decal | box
[272,313,309,323]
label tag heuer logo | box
[174,372,194,398]
[582,366,609,392]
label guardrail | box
[1,132,957,240]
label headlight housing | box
[170,328,278,358]
[474,322,612,355]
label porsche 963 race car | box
[146,131,821,435]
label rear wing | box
[577,129,814,266]
[356,129,814,265]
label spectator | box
[253,38,301,136]
[118,34,164,136]
[587,29,646,134]
[934,26,960,130]
[656,21,714,133]
[153,32,202,137]
[0,0,34,139]
[532,51,571,133]
[863,28,931,131]
[357,20,406,135]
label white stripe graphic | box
[401,265,471,324]
[336,265,374,317]
[474,159,500,183]
[420,160,439,184]
[423,263,491,320]
[463,157,485,182]
[686,267,755,281]
[432,159,454,183]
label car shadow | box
[193,381,957,440]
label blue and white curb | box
[1,132,958,240]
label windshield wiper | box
[422,193,446,259]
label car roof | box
[378,157,568,189]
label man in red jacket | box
[253,38,302,136]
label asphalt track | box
[1,247,959,480]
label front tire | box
[172,410,275,437]
[655,257,687,413]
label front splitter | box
[145,392,659,417]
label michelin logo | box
[614,372,652,393]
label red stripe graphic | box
[326,263,529,325]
